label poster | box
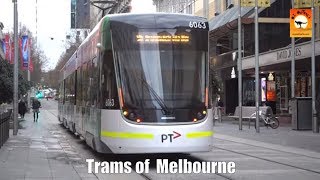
[267,81,276,101]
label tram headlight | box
[136,118,142,123]
[193,118,198,122]
[123,110,128,116]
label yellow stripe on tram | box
[186,131,213,138]
[101,131,154,139]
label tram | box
[58,13,213,154]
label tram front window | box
[112,28,208,123]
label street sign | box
[241,0,271,7]
[290,9,312,37]
[294,0,320,8]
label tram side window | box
[65,76,70,104]
[64,74,76,104]
[58,82,64,104]
[81,63,88,106]
[85,61,91,106]
[101,50,119,109]
[76,68,82,106]
[70,73,76,105]
[90,57,99,107]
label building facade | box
[155,0,320,116]
[89,0,131,29]
[154,0,239,19]
[71,0,132,30]
[209,0,320,115]
[155,0,195,14]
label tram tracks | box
[212,138,320,176]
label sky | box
[0,0,156,71]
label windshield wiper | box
[136,77,173,115]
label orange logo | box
[290,9,312,37]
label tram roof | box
[103,13,208,29]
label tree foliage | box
[0,60,31,104]
[0,25,45,104]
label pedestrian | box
[217,99,224,108]
[32,98,41,122]
[18,99,27,119]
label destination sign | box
[136,34,190,43]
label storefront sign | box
[241,0,271,7]
[294,0,320,8]
[290,9,312,37]
[241,40,320,70]
[276,47,302,61]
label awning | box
[209,0,277,38]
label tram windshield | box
[112,28,208,122]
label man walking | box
[32,98,41,122]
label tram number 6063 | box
[105,99,115,107]
[189,21,206,29]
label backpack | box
[32,100,41,109]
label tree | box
[0,60,31,104]
[0,25,45,104]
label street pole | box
[203,0,209,19]
[27,55,31,112]
[311,0,318,133]
[13,0,18,135]
[255,0,260,133]
[238,0,243,130]
[291,0,295,100]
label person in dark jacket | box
[18,100,27,119]
[32,98,41,122]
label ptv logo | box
[161,131,181,143]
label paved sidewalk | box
[0,111,100,180]
[0,103,144,180]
